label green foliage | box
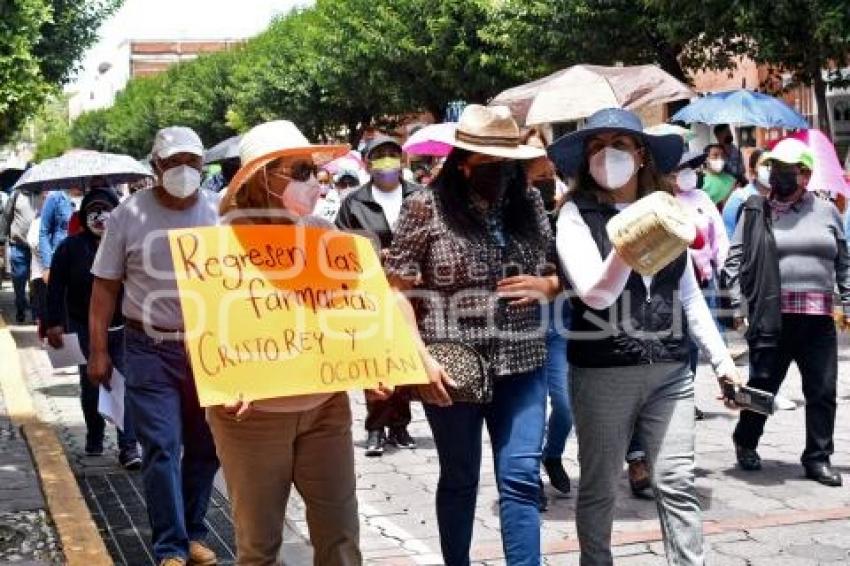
[30,95,72,160]
[0,0,119,144]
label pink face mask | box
[265,170,321,216]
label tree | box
[733,0,850,133]
[0,0,120,144]
[485,0,745,86]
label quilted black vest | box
[568,195,690,368]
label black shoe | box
[118,448,142,471]
[735,443,762,471]
[804,462,843,487]
[543,457,571,496]
[15,310,25,324]
[695,407,705,421]
[538,479,548,512]
[85,439,104,456]
[365,430,385,457]
[387,427,416,449]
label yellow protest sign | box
[168,224,427,407]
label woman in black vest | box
[548,109,739,566]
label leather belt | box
[124,318,185,341]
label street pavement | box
[3,280,850,565]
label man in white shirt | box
[87,126,220,566]
[335,135,422,456]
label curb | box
[0,313,113,566]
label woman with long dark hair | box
[549,108,739,566]
[385,105,559,565]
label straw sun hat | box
[449,105,545,160]
[220,120,349,213]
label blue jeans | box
[124,327,220,561]
[424,366,546,566]
[68,318,137,451]
[9,243,30,317]
[543,301,572,460]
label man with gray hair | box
[88,126,220,566]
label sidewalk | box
[3,278,850,564]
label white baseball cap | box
[152,126,204,160]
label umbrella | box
[13,150,153,192]
[671,89,809,129]
[322,151,365,175]
[491,64,695,126]
[644,123,696,142]
[204,135,241,165]
[402,122,458,157]
[787,129,850,196]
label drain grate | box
[79,473,237,565]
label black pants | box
[733,314,837,465]
[365,389,411,432]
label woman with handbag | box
[384,104,559,565]
[724,138,850,487]
[548,108,740,566]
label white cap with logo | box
[152,126,204,160]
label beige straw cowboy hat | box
[220,120,349,213]
[449,105,546,160]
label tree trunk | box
[812,71,831,137]
[655,44,691,120]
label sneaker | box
[118,448,142,471]
[188,540,217,565]
[159,559,186,566]
[387,427,416,449]
[628,458,652,496]
[365,430,385,457]
[695,406,705,420]
[543,457,571,496]
[735,443,762,471]
[85,439,104,456]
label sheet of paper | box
[45,333,87,368]
[97,369,126,432]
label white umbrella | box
[491,64,695,126]
[13,150,153,192]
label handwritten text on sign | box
[168,225,427,407]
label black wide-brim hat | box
[548,108,684,176]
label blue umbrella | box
[671,89,809,129]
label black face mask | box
[468,161,512,202]
[770,168,799,198]
[534,178,557,211]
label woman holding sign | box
[212,120,361,565]
[547,108,740,566]
[384,104,561,565]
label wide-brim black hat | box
[548,108,684,176]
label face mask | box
[534,178,557,211]
[279,175,321,216]
[86,209,110,236]
[770,168,800,198]
[756,165,771,187]
[707,158,725,174]
[468,161,511,201]
[371,157,402,171]
[588,147,636,190]
[676,168,699,192]
[162,165,201,198]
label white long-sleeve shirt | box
[556,200,735,377]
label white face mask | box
[676,168,699,192]
[162,165,201,198]
[707,158,725,174]
[756,164,771,187]
[588,147,637,191]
